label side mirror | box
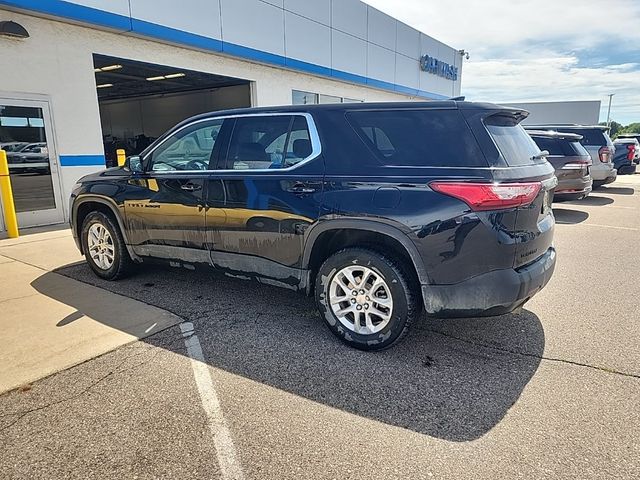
[127,155,143,173]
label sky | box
[363,0,640,125]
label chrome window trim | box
[143,112,322,174]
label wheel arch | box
[73,195,141,262]
[302,219,429,291]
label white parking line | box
[180,322,244,480]
[582,223,639,231]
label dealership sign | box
[420,55,458,81]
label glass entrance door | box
[0,98,64,229]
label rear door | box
[466,109,556,268]
[205,113,324,287]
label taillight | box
[430,182,542,211]
[563,160,591,170]
[626,145,635,161]
[598,146,612,163]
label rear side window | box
[346,109,485,167]
[486,122,541,166]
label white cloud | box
[363,0,640,124]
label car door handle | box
[288,184,316,194]
[181,183,202,192]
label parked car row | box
[524,124,637,203]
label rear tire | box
[592,180,605,189]
[81,211,133,280]
[315,247,420,351]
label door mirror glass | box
[127,155,143,172]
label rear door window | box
[224,115,313,170]
[346,109,486,167]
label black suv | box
[71,101,557,350]
[527,130,592,201]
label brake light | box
[626,144,635,161]
[598,146,612,163]
[563,160,591,170]
[430,182,542,211]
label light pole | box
[606,94,615,127]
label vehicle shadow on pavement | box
[564,195,613,206]
[36,264,545,442]
[597,186,635,195]
[552,208,589,225]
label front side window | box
[225,115,312,170]
[148,119,224,171]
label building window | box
[292,90,362,105]
[319,94,342,104]
[292,90,318,105]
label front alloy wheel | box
[81,211,132,280]
[87,223,115,270]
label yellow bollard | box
[116,149,126,167]
[0,150,19,238]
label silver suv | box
[528,125,617,188]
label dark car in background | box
[527,130,592,201]
[617,133,640,148]
[612,137,639,173]
[70,101,557,350]
[529,125,616,188]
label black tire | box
[315,247,420,351]
[592,180,605,189]
[80,211,133,280]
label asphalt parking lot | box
[1,180,639,479]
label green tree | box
[618,123,640,136]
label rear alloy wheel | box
[315,248,420,351]
[81,211,132,280]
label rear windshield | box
[486,119,541,166]
[560,128,608,146]
[530,136,588,157]
[346,109,486,167]
[530,136,563,155]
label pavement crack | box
[427,328,640,379]
[0,348,161,432]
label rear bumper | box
[554,187,592,201]
[421,247,556,317]
[554,177,592,200]
[616,162,637,175]
[590,162,616,181]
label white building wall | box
[502,101,602,126]
[0,11,440,227]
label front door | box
[0,97,64,229]
[124,118,225,263]
[205,114,324,287]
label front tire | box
[315,248,420,351]
[81,211,132,280]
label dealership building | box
[0,0,463,232]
